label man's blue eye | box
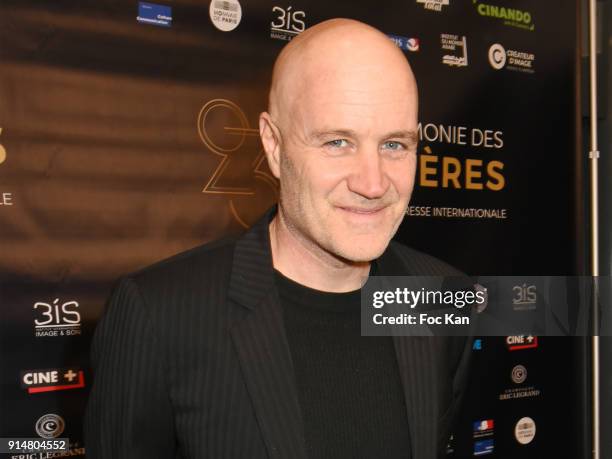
[326,139,348,148]
[383,141,404,150]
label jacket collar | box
[228,205,408,309]
[228,205,437,459]
[227,206,278,310]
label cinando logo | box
[474,1,534,31]
[488,43,506,70]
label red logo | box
[21,368,85,393]
[506,335,538,351]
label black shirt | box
[275,267,412,459]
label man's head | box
[260,18,418,263]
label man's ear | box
[259,112,281,179]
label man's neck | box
[268,212,371,293]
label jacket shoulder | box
[127,236,237,293]
[386,240,464,276]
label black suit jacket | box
[85,207,473,459]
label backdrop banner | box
[0,1,580,457]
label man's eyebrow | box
[308,129,358,142]
[384,130,419,146]
[308,129,418,145]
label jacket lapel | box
[228,209,438,459]
[228,208,308,459]
[377,246,438,459]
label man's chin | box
[331,238,391,263]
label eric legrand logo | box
[35,414,65,439]
[22,368,85,394]
[511,364,527,384]
[197,99,278,227]
[500,364,540,400]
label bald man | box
[85,19,472,459]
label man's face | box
[274,64,418,262]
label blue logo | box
[137,2,172,27]
[474,439,494,456]
[387,34,419,52]
[473,338,482,350]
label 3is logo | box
[34,299,81,337]
[197,99,278,227]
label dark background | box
[1,0,604,457]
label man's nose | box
[346,149,389,199]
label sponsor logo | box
[473,419,494,438]
[197,99,278,227]
[440,34,468,67]
[506,335,538,351]
[500,364,541,400]
[488,43,506,70]
[33,299,81,337]
[270,6,305,41]
[473,338,482,350]
[209,0,242,32]
[474,439,494,456]
[474,2,534,31]
[488,43,535,74]
[512,283,537,310]
[511,364,527,384]
[388,34,419,52]
[515,417,536,444]
[136,2,172,27]
[21,368,85,394]
[417,0,449,12]
[35,414,65,439]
